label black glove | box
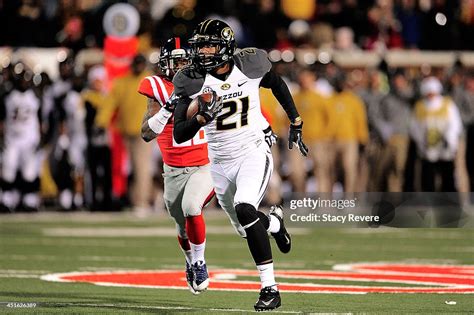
[163,93,179,112]
[197,90,223,124]
[263,126,278,148]
[288,122,309,156]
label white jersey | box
[174,48,272,162]
[4,89,40,145]
[62,90,87,170]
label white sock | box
[268,215,281,233]
[190,240,206,264]
[182,249,193,265]
[257,263,277,289]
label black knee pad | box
[235,203,258,226]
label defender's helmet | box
[159,37,191,80]
[188,19,236,72]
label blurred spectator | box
[396,0,422,48]
[153,0,204,46]
[410,77,462,192]
[358,70,387,192]
[316,0,368,44]
[109,54,153,215]
[459,0,474,50]
[291,68,335,192]
[334,27,360,50]
[57,14,86,53]
[281,0,315,20]
[310,23,334,49]
[82,65,114,211]
[241,0,290,49]
[51,73,87,210]
[373,70,413,192]
[0,64,42,212]
[447,65,471,194]
[3,0,49,46]
[364,0,403,51]
[136,0,154,53]
[43,52,86,210]
[463,73,474,195]
[328,73,369,192]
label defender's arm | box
[141,98,172,142]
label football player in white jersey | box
[0,64,42,212]
[173,19,308,311]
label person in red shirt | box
[138,37,213,294]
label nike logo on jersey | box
[262,298,275,306]
[237,81,248,87]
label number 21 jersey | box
[173,48,271,162]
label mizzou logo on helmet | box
[221,27,234,41]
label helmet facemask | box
[159,48,191,80]
[188,22,236,72]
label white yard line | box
[41,226,309,237]
[43,302,304,313]
[0,274,40,278]
[0,269,50,274]
[0,254,150,262]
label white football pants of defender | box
[211,141,273,238]
[163,164,215,239]
[2,140,41,183]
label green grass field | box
[0,211,473,314]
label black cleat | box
[254,286,281,311]
[269,205,291,253]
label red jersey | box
[138,75,209,167]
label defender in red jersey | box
[138,38,213,294]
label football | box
[186,93,213,119]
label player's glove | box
[288,121,309,156]
[197,90,223,124]
[163,93,179,112]
[263,126,278,148]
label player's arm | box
[141,97,173,142]
[173,96,205,143]
[260,70,308,156]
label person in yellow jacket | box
[110,54,153,214]
[328,73,369,193]
[291,69,335,192]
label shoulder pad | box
[138,75,171,104]
[137,76,155,99]
[172,67,205,98]
[233,48,272,79]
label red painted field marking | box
[40,264,474,294]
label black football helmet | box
[159,37,191,80]
[188,19,236,72]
